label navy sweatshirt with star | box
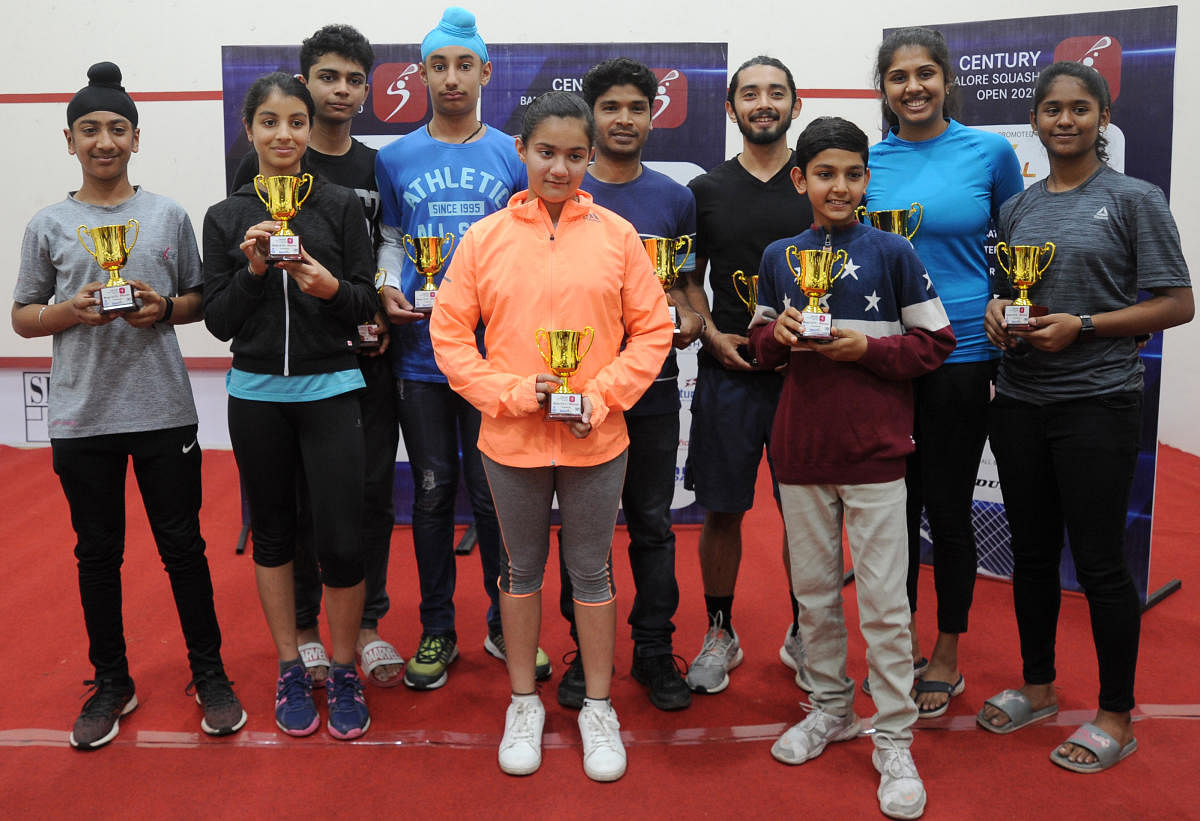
[749,221,955,485]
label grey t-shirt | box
[14,187,202,438]
[996,166,1191,404]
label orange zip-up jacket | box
[430,190,673,468]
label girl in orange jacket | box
[430,91,672,782]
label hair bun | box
[87,61,124,89]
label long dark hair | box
[874,27,958,132]
[1032,61,1112,163]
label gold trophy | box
[536,327,594,421]
[858,202,923,240]
[357,269,387,350]
[731,270,759,315]
[78,220,139,313]
[995,241,1055,327]
[403,233,456,314]
[644,236,692,334]
[786,245,849,340]
[254,173,313,261]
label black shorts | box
[684,361,782,513]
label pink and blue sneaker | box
[274,663,319,737]
[327,666,370,740]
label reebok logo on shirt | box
[1094,206,1110,220]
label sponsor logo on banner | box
[652,69,687,128]
[1054,35,1122,101]
[373,63,427,123]
[23,372,50,442]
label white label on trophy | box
[414,289,437,311]
[801,310,832,338]
[357,323,379,347]
[269,234,302,258]
[1004,304,1032,326]
[669,305,680,334]
[547,392,582,418]
[99,283,136,311]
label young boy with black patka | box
[749,117,954,820]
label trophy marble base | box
[267,234,304,262]
[356,323,381,350]
[98,283,137,313]
[413,289,437,313]
[545,392,584,421]
[800,310,833,339]
[1004,303,1048,327]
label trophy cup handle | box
[830,248,850,282]
[732,270,749,309]
[76,225,98,260]
[783,246,802,281]
[402,234,419,266]
[535,328,552,366]
[124,219,140,253]
[579,327,595,360]
[994,242,1011,277]
[295,173,315,208]
[253,175,271,209]
[855,205,867,223]
[672,235,692,276]
[907,203,924,239]
[1039,242,1056,274]
[440,233,457,258]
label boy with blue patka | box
[750,118,954,819]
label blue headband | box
[421,6,489,64]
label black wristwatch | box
[1077,314,1095,336]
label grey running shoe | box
[685,614,743,694]
[187,670,247,736]
[873,738,927,819]
[779,625,813,692]
[69,678,137,751]
[771,707,861,765]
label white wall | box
[3,0,1196,451]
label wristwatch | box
[1077,314,1095,336]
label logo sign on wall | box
[221,43,726,191]
[891,7,1177,602]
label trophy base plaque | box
[267,234,304,262]
[800,310,833,339]
[356,323,381,350]
[414,289,437,313]
[98,283,137,313]
[669,305,680,334]
[1004,303,1048,327]
[545,392,584,421]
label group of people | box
[12,6,1192,817]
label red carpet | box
[2,444,1199,819]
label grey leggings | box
[482,450,627,604]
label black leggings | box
[905,360,996,634]
[229,393,365,588]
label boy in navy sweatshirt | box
[748,117,954,820]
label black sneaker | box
[69,678,138,751]
[556,650,586,710]
[187,670,248,736]
[632,654,692,711]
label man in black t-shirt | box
[232,25,404,690]
[678,56,814,695]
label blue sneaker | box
[274,664,319,737]
[327,667,370,740]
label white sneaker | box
[779,625,812,692]
[498,696,545,775]
[873,739,927,819]
[771,707,860,765]
[578,699,626,781]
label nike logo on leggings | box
[182,439,198,454]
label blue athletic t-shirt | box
[866,119,1024,363]
[376,126,527,382]
[580,166,696,416]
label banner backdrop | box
[220,42,728,525]
[893,7,1177,602]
